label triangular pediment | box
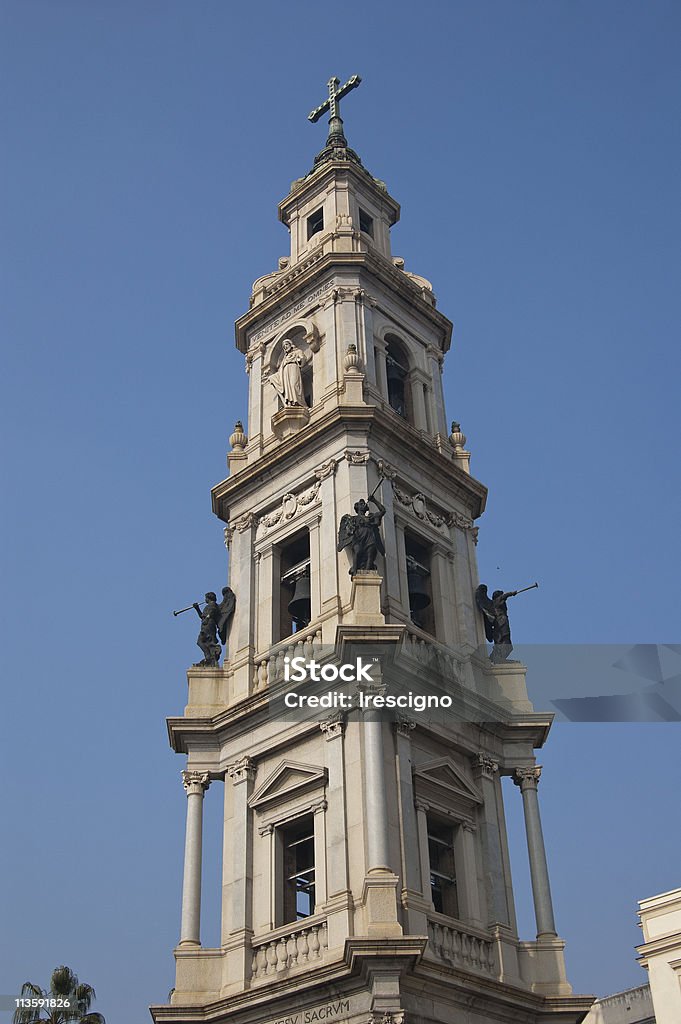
[249,760,326,810]
[413,757,482,806]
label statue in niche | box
[267,339,309,408]
[337,490,386,576]
[475,582,537,663]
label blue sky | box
[1,2,680,1020]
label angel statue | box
[192,587,236,667]
[267,339,308,408]
[475,582,538,663]
[337,490,386,576]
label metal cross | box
[308,75,362,146]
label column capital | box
[368,1012,406,1024]
[311,798,328,815]
[395,715,416,737]
[471,753,499,778]
[461,819,477,834]
[414,799,430,813]
[226,756,257,784]
[513,765,542,791]
[181,770,210,797]
[320,714,345,739]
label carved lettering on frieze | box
[249,278,334,345]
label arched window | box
[385,335,412,422]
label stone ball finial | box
[344,343,362,374]
[450,421,467,451]
[229,420,248,450]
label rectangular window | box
[359,208,374,236]
[405,533,435,636]
[278,530,311,640]
[307,207,324,240]
[282,814,315,922]
[428,818,459,918]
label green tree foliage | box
[13,966,105,1024]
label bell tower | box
[151,78,593,1024]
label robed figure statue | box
[268,339,307,407]
[337,495,386,576]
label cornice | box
[278,158,401,226]
[210,405,487,523]
[234,249,452,353]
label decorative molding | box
[345,449,370,465]
[259,480,321,531]
[471,753,499,778]
[413,757,483,806]
[311,798,328,815]
[226,757,256,784]
[368,1012,406,1024]
[320,714,345,739]
[233,512,255,533]
[223,526,233,550]
[392,482,448,529]
[374,459,397,481]
[181,770,210,796]
[314,457,338,480]
[249,760,327,810]
[514,765,542,790]
[446,509,475,530]
[395,715,416,737]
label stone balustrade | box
[252,628,323,690]
[427,917,495,975]
[250,917,329,979]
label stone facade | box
[150,119,593,1024]
[637,887,681,1024]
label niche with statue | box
[263,325,318,440]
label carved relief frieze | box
[392,482,448,529]
[258,480,321,532]
[446,509,474,531]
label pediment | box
[249,760,326,810]
[413,757,482,806]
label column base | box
[362,869,403,937]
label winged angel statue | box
[337,493,386,576]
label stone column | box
[364,698,390,871]
[179,769,210,946]
[513,766,557,938]
[360,682,402,937]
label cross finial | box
[308,75,362,149]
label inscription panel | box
[250,281,334,344]
[271,998,351,1024]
